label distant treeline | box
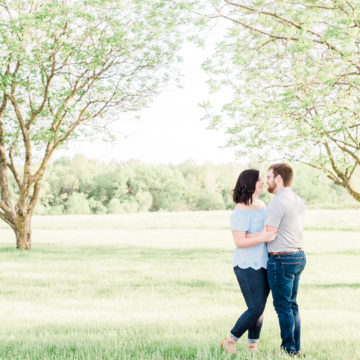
[10,155,359,215]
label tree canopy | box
[0,0,193,248]
[201,0,360,201]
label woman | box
[221,169,276,354]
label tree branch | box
[7,94,31,159]
[8,145,22,188]
[328,136,360,166]
[26,58,56,130]
[0,196,14,214]
[348,163,357,179]
[51,60,115,134]
[28,181,42,217]
[0,4,22,41]
[26,22,69,130]
[324,142,345,180]
[30,142,55,184]
[224,1,303,30]
[221,1,360,71]
[0,210,16,230]
[218,12,299,41]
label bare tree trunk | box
[15,212,32,249]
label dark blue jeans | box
[267,251,306,355]
[230,266,269,342]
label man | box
[265,163,306,356]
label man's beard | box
[267,181,276,194]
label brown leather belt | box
[269,249,301,256]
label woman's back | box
[231,206,268,270]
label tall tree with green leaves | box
[0,0,193,248]
[201,0,360,201]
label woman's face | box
[255,177,264,195]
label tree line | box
[7,155,357,216]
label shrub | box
[107,198,122,214]
[66,193,91,214]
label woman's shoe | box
[221,336,237,354]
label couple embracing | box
[221,163,306,356]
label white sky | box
[55,34,240,165]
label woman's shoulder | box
[234,200,266,211]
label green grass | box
[0,209,358,231]
[0,210,359,359]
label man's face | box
[266,169,277,194]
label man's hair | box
[268,163,293,187]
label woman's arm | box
[232,229,276,248]
[246,231,263,239]
[246,225,278,239]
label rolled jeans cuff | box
[248,338,259,344]
[229,332,239,341]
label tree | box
[135,190,152,211]
[0,0,193,248]
[66,192,91,215]
[107,198,121,214]
[195,190,224,210]
[202,0,360,201]
[136,165,185,211]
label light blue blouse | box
[230,208,268,270]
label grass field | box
[0,210,359,359]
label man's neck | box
[274,184,288,195]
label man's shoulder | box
[268,188,298,209]
[267,194,283,206]
[280,188,303,200]
[294,192,306,210]
[289,189,305,205]
[281,188,306,211]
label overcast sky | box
[55,30,240,165]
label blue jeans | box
[230,266,269,342]
[267,251,306,355]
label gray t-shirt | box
[265,187,305,252]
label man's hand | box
[246,226,277,242]
[266,225,278,232]
[262,226,277,243]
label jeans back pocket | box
[281,262,300,280]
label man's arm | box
[265,200,282,229]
